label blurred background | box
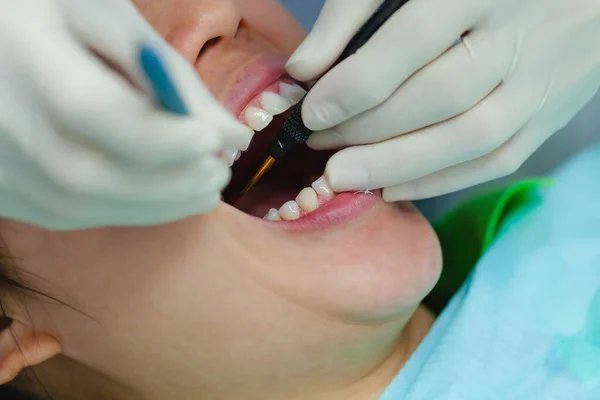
[277,0,600,219]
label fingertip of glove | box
[325,153,371,193]
[285,39,330,82]
[231,124,255,150]
[285,60,318,82]
[214,119,254,151]
[191,126,224,154]
[381,187,401,203]
[382,184,417,202]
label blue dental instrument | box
[139,45,188,115]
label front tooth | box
[220,150,239,167]
[245,107,273,131]
[279,201,300,221]
[295,188,319,213]
[264,208,282,221]
[260,92,292,116]
[279,82,307,105]
[303,174,321,187]
[311,176,335,200]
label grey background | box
[277,0,600,218]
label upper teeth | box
[221,82,307,167]
[244,82,306,132]
[280,82,307,104]
[260,92,292,116]
[245,107,273,132]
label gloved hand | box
[0,0,252,230]
[287,0,600,201]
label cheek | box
[238,0,306,54]
[129,0,170,36]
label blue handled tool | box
[139,45,188,115]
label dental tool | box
[139,45,189,116]
[242,0,412,195]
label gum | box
[238,77,296,124]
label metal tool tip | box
[241,156,276,195]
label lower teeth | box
[264,208,282,221]
[263,175,336,221]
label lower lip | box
[265,191,382,232]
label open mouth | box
[222,78,338,221]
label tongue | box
[233,183,300,218]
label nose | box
[160,0,242,64]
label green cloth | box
[423,178,554,315]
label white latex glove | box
[0,0,252,230]
[287,0,600,201]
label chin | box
[288,200,443,324]
[219,197,442,325]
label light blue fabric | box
[381,141,600,399]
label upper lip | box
[224,54,289,119]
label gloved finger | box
[60,194,223,229]
[102,157,230,203]
[61,0,252,151]
[29,140,230,203]
[21,33,239,166]
[308,28,513,149]
[324,78,544,192]
[82,110,229,167]
[382,117,556,201]
[21,192,221,230]
[286,0,385,82]
[300,0,488,132]
[0,190,60,230]
[15,158,227,229]
[134,46,253,151]
[59,0,158,88]
[95,194,222,228]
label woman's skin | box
[0,1,442,399]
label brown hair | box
[0,239,52,400]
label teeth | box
[260,92,292,116]
[245,107,273,131]
[303,174,321,187]
[311,176,335,200]
[220,150,240,167]
[263,177,338,223]
[279,82,307,104]
[241,128,254,151]
[279,201,300,221]
[264,208,282,221]
[295,188,319,213]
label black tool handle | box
[335,0,411,64]
[270,0,411,159]
[269,104,307,159]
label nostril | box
[233,20,245,38]
[198,37,221,59]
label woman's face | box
[1,0,441,397]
